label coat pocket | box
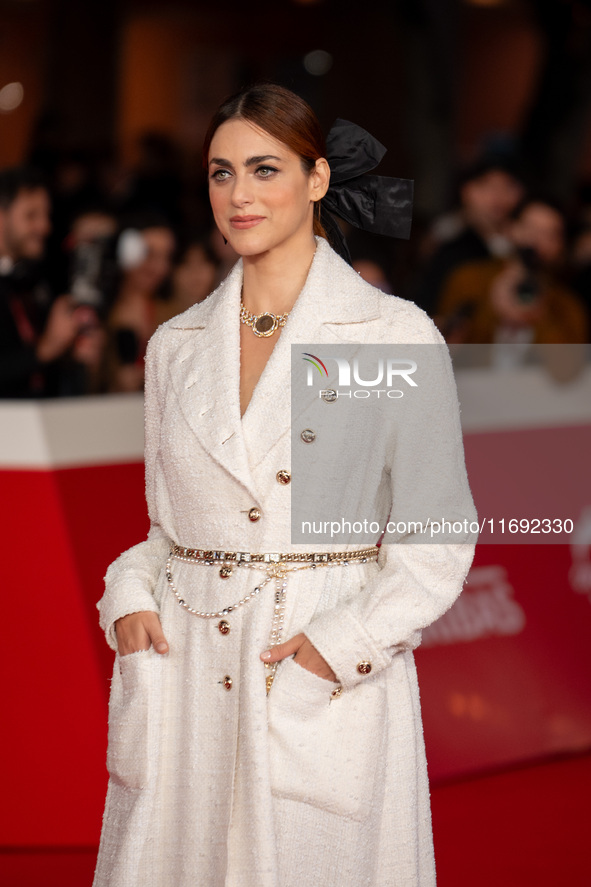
[267,657,386,821]
[107,649,154,790]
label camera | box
[69,236,117,313]
[515,246,541,304]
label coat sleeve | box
[97,327,171,651]
[302,320,478,690]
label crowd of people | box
[415,157,590,356]
[1,143,589,399]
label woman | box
[105,214,176,392]
[94,84,476,887]
[156,235,219,322]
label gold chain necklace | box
[240,297,290,338]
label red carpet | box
[2,752,589,886]
[431,751,591,887]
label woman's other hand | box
[115,611,169,656]
[260,633,336,681]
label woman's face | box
[511,203,565,266]
[207,118,328,257]
[125,227,175,294]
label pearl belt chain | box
[165,544,379,692]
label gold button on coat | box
[331,686,343,699]
[218,620,230,635]
[357,661,372,675]
[248,507,261,522]
[301,429,316,443]
[222,675,233,690]
[276,470,291,485]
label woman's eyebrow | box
[244,155,283,166]
[208,155,283,168]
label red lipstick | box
[230,215,265,229]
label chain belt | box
[165,543,379,693]
[169,544,378,567]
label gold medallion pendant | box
[240,300,290,337]
[253,313,278,337]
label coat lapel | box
[165,236,385,486]
[241,237,384,469]
[166,261,261,502]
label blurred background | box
[1,0,591,394]
[1,0,590,885]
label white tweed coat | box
[93,236,476,887]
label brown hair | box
[202,83,328,239]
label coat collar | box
[168,236,382,331]
[165,237,385,496]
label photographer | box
[437,197,588,350]
[414,156,525,315]
[0,167,102,397]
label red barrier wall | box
[1,367,591,847]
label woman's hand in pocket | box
[115,611,169,656]
[261,633,336,681]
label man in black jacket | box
[415,156,526,316]
[0,167,84,397]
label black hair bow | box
[320,118,414,265]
